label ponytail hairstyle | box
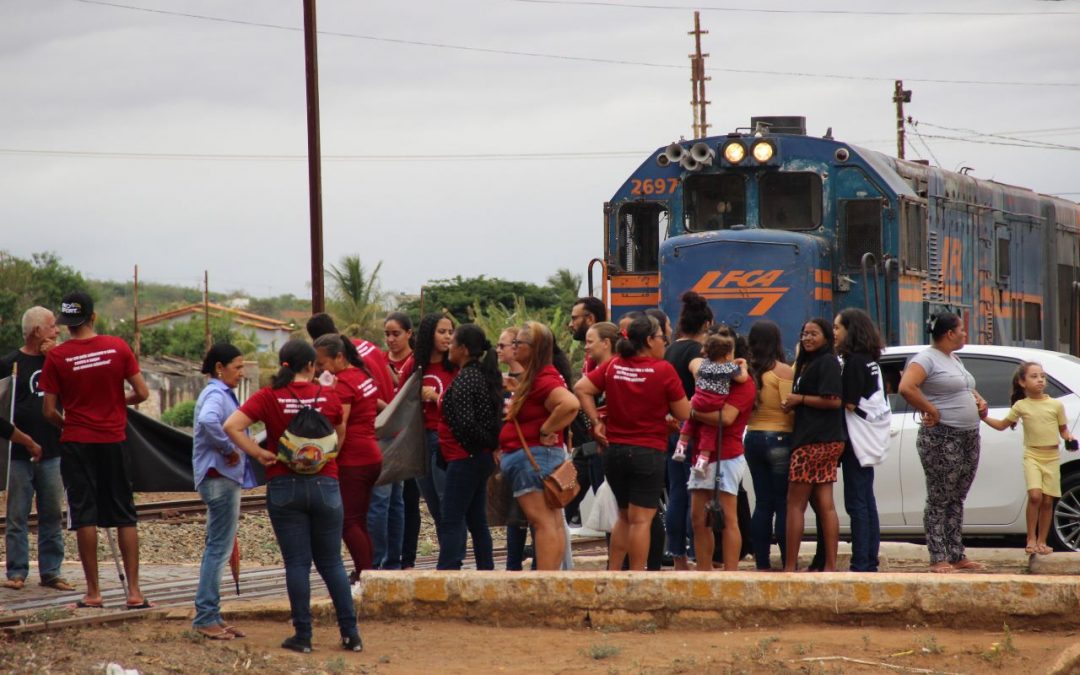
[201,342,242,377]
[588,322,619,362]
[508,321,555,420]
[313,333,372,378]
[453,324,505,417]
[927,312,961,342]
[271,339,317,389]
[835,308,884,361]
[793,317,834,379]
[384,311,415,350]
[616,315,660,359]
[1010,361,1039,405]
[676,290,713,338]
[414,312,454,375]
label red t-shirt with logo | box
[498,365,568,452]
[400,357,456,430]
[239,381,343,479]
[38,335,140,444]
[352,338,395,404]
[585,355,685,452]
[333,367,382,467]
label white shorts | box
[686,454,747,495]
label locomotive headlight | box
[752,141,775,163]
[722,141,746,164]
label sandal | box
[196,625,234,641]
[124,599,157,610]
[68,598,105,609]
[219,624,246,638]
[1024,544,1037,556]
[40,577,76,592]
[2,578,26,590]
[929,562,956,574]
[1036,544,1054,555]
[952,558,986,571]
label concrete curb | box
[1048,640,1080,675]
[349,571,1080,630]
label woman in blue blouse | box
[192,343,256,640]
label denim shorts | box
[500,446,569,498]
[687,454,747,495]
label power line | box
[913,121,1080,151]
[69,0,1080,88]
[0,147,649,162]
[512,0,1080,16]
[917,133,1080,152]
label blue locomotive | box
[595,116,1080,351]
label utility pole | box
[893,80,911,159]
[204,270,211,352]
[688,12,710,139]
[303,0,325,314]
[133,264,141,359]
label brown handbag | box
[512,418,580,510]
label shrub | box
[161,400,196,428]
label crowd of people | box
[2,288,1074,654]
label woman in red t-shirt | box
[496,321,580,570]
[575,314,690,571]
[383,312,414,386]
[398,313,457,538]
[223,340,361,653]
[313,334,383,581]
[378,311,415,569]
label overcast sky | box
[3,0,1078,302]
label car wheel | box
[1051,471,1080,552]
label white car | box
[830,344,1080,551]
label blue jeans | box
[437,453,495,570]
[5,458,65,581]
[842,444,881,572]
[417,430,447,527]
[368,481,404,569]
[744,431,791,570]
[267,475,357,640]
[664,433,694,558]
[193,476,241,628]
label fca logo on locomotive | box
[689,270,789,315]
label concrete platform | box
[346,570,1080,631]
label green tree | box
[403,275,558,321]
[0,251,86,352]
[327,256,386,342]
[546,268,583,311]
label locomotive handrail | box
[882,256,898,345]
[1072,281,1080,356]
[587,258,608,309]
[861,252,882,328]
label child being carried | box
[673,333,749,477]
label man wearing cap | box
[2,306,74,592]
[39,291,151,609]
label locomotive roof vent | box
[749,116,806,136]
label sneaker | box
[672,441,687,462]
[692,456,708,478]
[342,633,363,652]
[281,635,312,654]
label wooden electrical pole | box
[133,264,141,358]
[894,80,911,159]
[204,270,211,352]
[303,0,326,314]
[689,12,710,139]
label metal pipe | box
[883,257,896,345]
[860,252,881,326]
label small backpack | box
[276,386,339,474]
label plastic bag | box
[582,480,618,533]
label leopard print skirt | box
[789,442,845,484]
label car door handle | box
[890,429,901,437]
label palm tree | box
[546,268,583,308]
[326,256,387,342]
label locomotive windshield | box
[683,174,746,231]
[760,172,822,230]
[616,202,668,272]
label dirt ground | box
[1,617,1074,674]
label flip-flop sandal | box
[1037,544,1054,555]
[40,578,76,591]
[929,562,956,573]
[124,600,157,610]
[2,578,26,590]
[68,599,105,609]
[952,558,986,571]
[196,626,234,640]
[1025,545,1037,555]
[220,624,246,638]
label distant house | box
[138,302,295,353]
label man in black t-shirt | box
[2,306,73,591]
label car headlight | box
[752,141,775,163]
[722,142,746,164]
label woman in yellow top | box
[743,320,794,570]
[982,361,1074,556]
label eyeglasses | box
[569,314,585,322]
[496,343,511,350]
[511,339,531,347]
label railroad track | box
[0,494,268,534]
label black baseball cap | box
[57,291,94,327]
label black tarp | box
[1,375,12,492]
[2,373,428,493]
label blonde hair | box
[507,321,554,420]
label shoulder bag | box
[512,417,580,510]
